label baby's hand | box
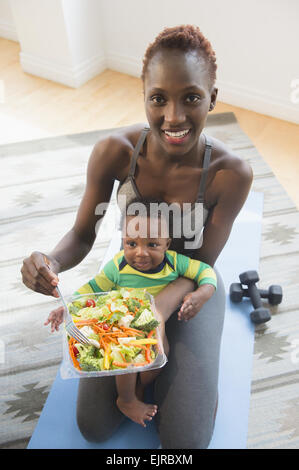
[178,284,215,322]
[44,306,64,332]
[178,292,200,321]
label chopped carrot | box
[105,335,118,344]
[145,346,151,363]
[112,361,129,368]
[133,344,148,351]
[68,340,81,370]
[99,337,108,350]
[119,326,144,336]
[112,361,149,368]
[99,331,127,337]
[119,351,127,362]
[92,325,105,334]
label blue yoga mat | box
[28,191,263,449]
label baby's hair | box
[141,24,217,87]
[119,197,169,234]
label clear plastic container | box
[60,291,168,379]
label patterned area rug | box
[0,112,298,449]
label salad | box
[66,288,160,372]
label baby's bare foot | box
[116,397,158,427]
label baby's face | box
[123,215,171,272]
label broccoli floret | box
[137,319,159,333]
[131,308,159,333]
[78,345,104,371]
[126,298,141,312]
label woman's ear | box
[209,86,218,111]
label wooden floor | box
[1,37,299,208]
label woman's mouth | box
[162,128,191,145]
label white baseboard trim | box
[0,20,18,42]
[20,52,107,88]
[107,52,141,78]
[216,79,299,124]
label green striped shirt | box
[75,250,217,297]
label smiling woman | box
[21,24,253,449]
[142,26,218,156]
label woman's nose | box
[164,101,185,126]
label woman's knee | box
[158,423,214,449]
[157,393,217,449]
[76,377,124,443]
[76,406,123,443]
[76,407,108,443]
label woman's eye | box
[150,95,165,105]
[186,95,200,103]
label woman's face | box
[143,49,217,156]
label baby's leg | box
[139,278,194,388]
[154,277,195,323]
[139,317,169,389]
[115,372,157,427]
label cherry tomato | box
[72,345,79,356]
[86,299,96,308]
[102,323,109,331]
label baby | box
[45,199,217,427]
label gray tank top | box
[117,126,212,256]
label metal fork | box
[44,257,91,346]
[55,285,91,346]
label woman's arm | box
[21,136,124,297]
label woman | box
[21,25,253,449]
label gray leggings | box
[76,267,225,449]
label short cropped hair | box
[119,197,170,236]
[141,24,217,86]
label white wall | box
[9,0,106,87]
[0,0,298,123]
[102,0,299,124]
[11,0,72,67]
[0,0,17,41]
[62,0,105,70]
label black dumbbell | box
[230,282,283,305]
[230,270,283,324]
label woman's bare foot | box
[116,396,158,427]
